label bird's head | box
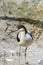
[18,25,27,34]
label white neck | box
[19,31,25,41]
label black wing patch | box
[17,32,20,42]
[29,33,33,40]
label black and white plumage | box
[17,25,33,46]
[17,25,33,64]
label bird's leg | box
[19,46,21,65]
[25,47,27,64]
[25,47,28,64]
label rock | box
[38,59,43,65]
[0,20,7,31]
[37,32,43,47]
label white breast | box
[18,32,33,47]
[18,31,25,41]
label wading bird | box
[17,25,33,64]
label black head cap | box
[18,25,27,34]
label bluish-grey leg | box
[19,46,21,65]
[25,47,28,64]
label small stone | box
[26,62,29,64]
